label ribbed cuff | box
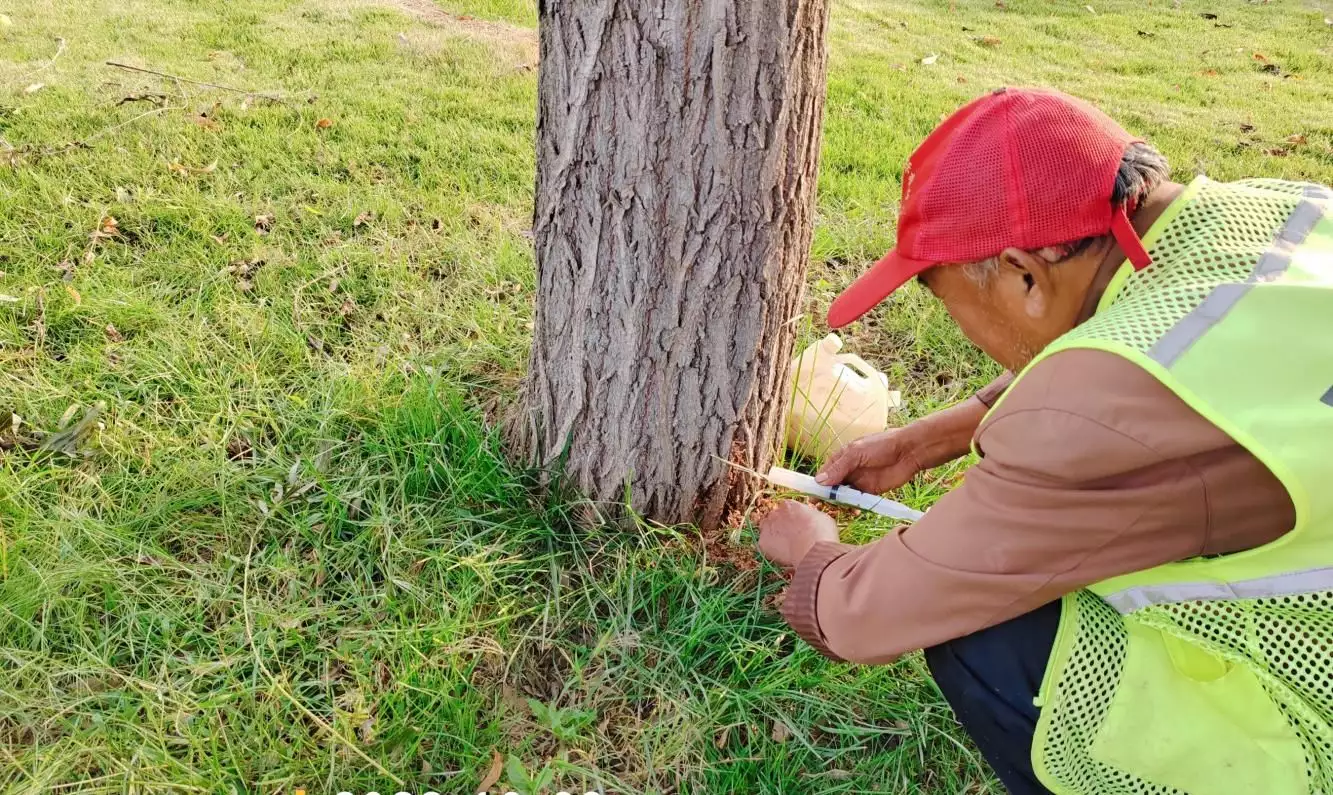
[781,541,856,661]
[974,371,1015,408]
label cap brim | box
[827,249,933,329]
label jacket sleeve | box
[778,356,1216,664]
[973,371,1014,408]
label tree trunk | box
[512,0,831,529]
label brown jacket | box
[781,349,1295,663]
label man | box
[757,87,1333,795]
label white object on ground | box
[767,466,925,522]
[785,334,901,459]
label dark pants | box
[924,600,1063,795]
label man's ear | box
[998,247,1054,317]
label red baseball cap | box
[827,87,1152,329]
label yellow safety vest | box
[987,176,1333,795]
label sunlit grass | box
[1,0,1330,791]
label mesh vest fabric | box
[998,177,1333,795]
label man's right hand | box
[815,395,991,494]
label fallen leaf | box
[225,435,252,460]
[353,210,373,227]
[714,725,731,748]
[23,83,44,95]
[1260,63,1281,74]
[211,234,228,244]
[974,35,1002,46]
[478,750,504,793]
[0,14,12,27]
[1200,11,1218,19]
[55,260,75,282]
[254,214,274,234]
[105,324,124,342]
[315,117,333,130]
[921,53,939,65]
[170,160,218,176]
[374,659,393,690]
[1252,52,1268,62]
[771,721,792,743]
[192,114,220,131]
[1240,123,1255,132]
[41,401,105,455]
[338,297,356,317]
[64,284,81,305]
[358,716,374,744]
[1287,134,1307,145]
[1137,29,1155,37]
[1214,22,1233,27]
[1284,73,1304,81]
[1085,4,1095,12]
[994,0,1006,7]
[1265,148,1289,157]
[88,215,120,246]
[1200,68,1219,77]
[956,75,968,83]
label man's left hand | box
[758,500,840,569]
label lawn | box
[1,0,1331,793]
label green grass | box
[1,0,1331,792]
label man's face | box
[918,242,1108,372]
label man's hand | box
[816,427,926,495]
[758,500,840,569]
[815,395,991,494]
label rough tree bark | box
[511,0,831,529]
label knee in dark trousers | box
[924,600,1062,795]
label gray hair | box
[961,142,1171,285]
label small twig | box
[105,61,289,103]
[17,37,66,81]
[36,104,175,158]
[116,92,168,107]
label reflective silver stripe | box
[1148,193,1329,367]
[1104,565,1333,614]
[1303,183,1333,202]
